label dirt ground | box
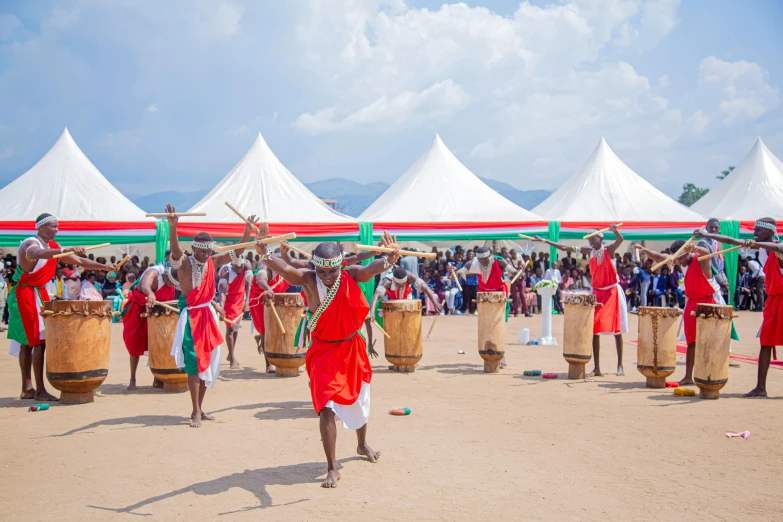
[1,310,782,521]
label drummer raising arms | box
[7,213,114,401]
[255,226,401,488]
[165,204,258,427]
[635,241,712,386]
[695,218,783,397]
[370,266,442,323]
[536,225,627,376]
[249,261,288,373]
[218,257,253,369]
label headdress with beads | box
[191,240,214,251]
[755,219,777,233]
[35,215,57,229]
[476,250,491,259]
[587,228,604,239]
[312,253,343,268]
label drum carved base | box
[699,388,720,400]
[391,364,415,373]
[568,363,585,380]
[61,391,94,404]
[163,381,188,393]
[646,376,666,389]
[275,367,299,378]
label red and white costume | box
[122,265,177,357]
[589,247,628,335]
[469,257,509,295]
[759,249,783,347]
[248,271,289,335]
[682,253,716,345]
[220,264,252,325]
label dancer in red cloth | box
[538,224,626,376]
[165,205,257,427]
[218,258,253,369]
[370,266,441,325]
[248,263,289,373]
[636,241,713,385]
[121,263,179,390]
[697,217,783,397]
[7,213,114,401]
[255,225,401,488]
[456,247,517,295]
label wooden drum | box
[382,299,422,372]
[562,293,595,379]
[43,300,112,404]
[694,304,733,400]
[636,307,680,388]
[146,306,187,392]
[477,291,506,373]
[264,293,306,377]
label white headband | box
[476,250,491,259]
[36,215,57,229]
[755,220,777,232]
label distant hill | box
[131,178,551,217]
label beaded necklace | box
[308,270,341,333]
[190,256,207,289]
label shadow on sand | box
[88,457,363,515]
[417,362,487,375]
[45,414,186,437]
[211,400,314,421]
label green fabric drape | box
[358,222,375,306]
[155,220,170,264]
[547,221,560,262]
[719,220,740,306]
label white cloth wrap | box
[592,281,629,335]
[326,382,371,430]
[170,301,222,388]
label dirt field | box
[1,310,782,521]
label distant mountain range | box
[130,178,551,217]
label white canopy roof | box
[359,134,542,222]
[691,138,783,221]
[0,128,150,221]
[533,137,705,222]
[188,133,354,223]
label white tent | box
[359,134,543,222]
[0,128,150,221]
[533,137,705,222]
[692,138,783,220]
[188,133,354,223]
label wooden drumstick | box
[284,242,313,259]
[116,255,131,271]
[651,237,694,272]
[53,243,111,259]
[518,234,538,241]
[372,318,391,339]
[355,244,437,259]
[583,223,624,240]
[449,266,463,292]
[269,300,286,334]
[151,301,180,313]
[224,201,260,233]
[508,267,525,286]
[426,313,439,340]
[216,233,297,252]
[699,244,746,261]
[634,245,640,264]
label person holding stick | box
[7,213,115,401]
[695,218,782,397]
[254,226,401,488]
[370,266,442,327]
[535,224,627,376]
[218,257,254,369]
[248,261,289,373]
[165,204,257,427]
[635,241,714,385]
[121,263,179,390]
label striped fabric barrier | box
[0,220,156,246]
[173,222,361,243]
[369,221,550,241]
[558,221,706,240]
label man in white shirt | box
[747,255,766,311]
[544,262,562,283]
[45,267,66,300]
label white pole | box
[537,286,558,346]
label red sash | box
[123,272,177,357]
[306,271,371,414]
[386,283,412,300]
[478,259,507,295]
[249,274,289,334]
[223,269,246,323]
[590,248,622,334]
[187,258,224,373]
[761,251,783,347]
[15,239,60,346]
[683,253,716,344]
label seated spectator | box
[747,254,765,312]
[735,265,753,311]
[524,270,538,313]
[669,265,685,308]
[45,267,66,300]
[122,272,136,295]
[441,268,462,315]
[460,251,479,315]
[79,272,103,301]
[649,267,670,307]
[102,271,123,320]
[555,266,574,314]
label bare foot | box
[127,380,137,391]
[586,370,603,377]
[616,366,625,376]
[190,415,201,428]
[266,365,276,374]
[201,412,215,421]
[387,365,394,370]
[678,377,694,386]
[357,443,381,463]
[321,469,341,488]
[152,378,164,389]
[20,388,36,400]
[744,387,767,398]
[230,361,241,369]
[34,390,59,402]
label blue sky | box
[0,0,781,202]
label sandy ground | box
[1,310,782,521]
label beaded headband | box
[476,250,491,259]
[192,240,214,251]
[35,215,57,229]
[755,220,777,232]
[312,253,343,268]
[393,275,407,284]
[588,229,604,239]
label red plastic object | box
[542,373,558,379]
[665,381,679,388]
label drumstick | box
[355,244,437,259]
[699,244,746,261]
[222,317,239,327]
[145,212,206,217]
[215,233,297,253]
[224,201,260,233]
[449,266,463,292]
[268,300,286,334]
[634,246,640,264]
[116,255,131,271]
[518,234,539,241]
[53,243,111,259]
[151,301,180,313]
[372,318,391,339]
[651,237,694,272]
[508,267,525,286]
[583,223,624,240]
[284,242,313,259]
[426,313,439,340]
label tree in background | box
[678,183,709,207]
[717,165,735,180]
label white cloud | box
[294,80,468,134]
[699,56,780,123]
[146,103,158,113]
[212,1,243,37]
[0,146,14,159]
[658,74,670,88]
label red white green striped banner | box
[557,221,705,240]
[0,220,156,247]
[369,221,550,241]
[173,222,361,242]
